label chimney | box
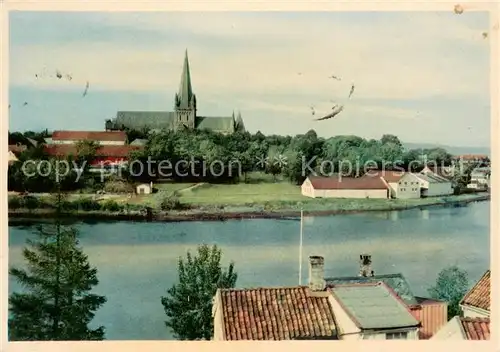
[359,254,374,277]
[308,256,326,291]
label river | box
[8,201,490,340]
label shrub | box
[22,196,40,210]
[8,196,22,209]
[74,198,101,211]
[160,195,183,211]
[103,180,134,194]
[101,200,122,212]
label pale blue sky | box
[9,11,490,147]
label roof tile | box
[52,130,127,142]
[460,317,490,340]
[364,170,405,183]
[218,287,337,340]
[308,175,388,190]
[461,270,490,312]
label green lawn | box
[179,182,305,205]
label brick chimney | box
[359,254,374,277]
[308,256,326,291]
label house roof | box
[423,166,455,179]
[329,282,420,330]
[44,144,142,158]
[325,273,418,306]
[415,172,450,184]
[196,116,234,132]
[454,154,489,160]
[460,270,490,312]
[307,175,389,190]
[459,317,490,340]
[363,170,405,183]
[52,130,127,142]
[116,111,175,130]
[217,286,337,340]
[8,144,27,154]
[130,138,148,146]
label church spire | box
[177,49,194,109]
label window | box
[404,182,407,185]
[386,332,408,340]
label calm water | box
[8,201,490,340]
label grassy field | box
[10,172,488,216]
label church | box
[105,50,245,134]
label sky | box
[8,11,491,147]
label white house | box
[136,182,153,195]
[50,131,127,146]
[364,170,420,199]
[328,282,420,340]
[468,167,490,190]
[301,175,389,199]
[459,270,490,319]
[414,172,453,197]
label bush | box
[22,196,40,210]
[103,180,134,194]
[160,195,183,211]
[8,196,22,209]
[101,200,123,212]
[74,198,101,211]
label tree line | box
[9,128,466,193]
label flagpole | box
[299,208,304,285]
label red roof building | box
[432,316,490,340]
[460,270,490,318]
[51,130,127,145]
[213,286,337,340]
[44,144,143,166]
[301,175,389,199]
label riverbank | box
[8,193,490,223]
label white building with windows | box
[414,172,453,197]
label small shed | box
[136,182,153,195]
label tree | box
[161,244,237,340]
[428,266,469,319]
[8,189,107,341]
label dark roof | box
[415,172,451,184]
[460,270,490,312]
[423,166,455,179]
[217,286,337,340]
[363,170,405,183]
[459,317,490,340]
[52,130,127,142]
[329,282,420,330]
[325,273,418,306]
[196,116,234,132]
[307,175,389,190]
[116,111,175,130]
[177,50,195,109]
[8,144,27,154]
[44,144,142,158]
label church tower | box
[174,50,197,130]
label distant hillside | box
[404,142,490,157]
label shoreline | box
[8,193,490,224]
